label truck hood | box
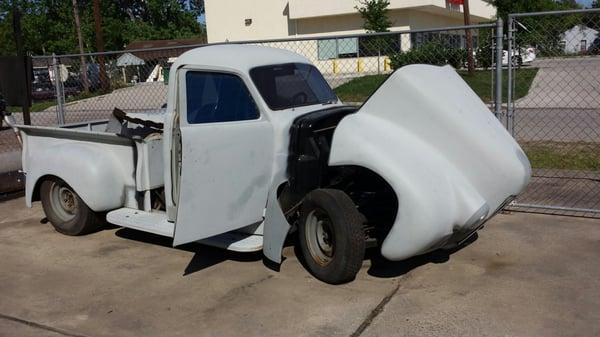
[329,65,531,260]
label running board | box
[106,208,174,237]
[106,208,263,252]
[198,232,263,252]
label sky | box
[577,0,594,7]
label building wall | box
[561,26,599,54]
[205,0,291,43]
[204,1,494,78]
[288,0,495,21]
[205,0,496,43]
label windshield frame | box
[249,62,338,111]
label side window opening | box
[185,71,259,124]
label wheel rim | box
[49,182,78,222]
[305,208,335,266]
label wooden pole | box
[12,4,30,125]
[93,0,108,91]
[463,0,475,75]
[72,0,89,93]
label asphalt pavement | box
[0,197,599,337]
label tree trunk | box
[93,0,109,91]
[463,0,475,75]
[72,0,89,93]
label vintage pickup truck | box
[2,45,531,284]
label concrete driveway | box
[0,197,599,337]
[516,56,600,109]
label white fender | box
[329,65,531,260]
[22,133,136,212]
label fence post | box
[506,16,514,134]
[494,18,503,120]
[52,53,65,125]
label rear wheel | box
[298,189,365,284]
[40,178,103,235]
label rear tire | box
[40,177,103,236]
[298,189,365,284]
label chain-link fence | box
[31,23,499,121]
[3,10,600,215]
[0,22,500,161]
[506,8,600,217]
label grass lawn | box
[522,141,600,171]
[334,68,539,103]
[7,101,56,113]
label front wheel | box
[40,177,103,236]
[298,189,366,284]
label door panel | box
[173,69,273,245]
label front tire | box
[298,189,365,284]
[40,177,103,236]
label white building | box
[204,0,496,75]
[560,25,599,54]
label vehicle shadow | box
[112,225,478,279]
[114,228,262,276]
[366,233,479,278]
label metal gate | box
[507,8,600,216]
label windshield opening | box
[249,63,338,110]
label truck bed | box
[16,120,131,145]
[15,111,165,211]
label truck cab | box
[4,45,531,284]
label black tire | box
[298,189,365,284]
[40,177,103,236]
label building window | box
[358,34,401,56]
[446,1,461,12]
[559,40,566,51]
[411,32,477,49]
[318,39,337,60]
[317,38,358,60]
[337,38,359,58]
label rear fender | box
[24,140,135,212]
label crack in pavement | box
[349,280,402,337]
[0,313,93,337]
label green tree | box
[0,0,205,56]
[355,0,396,56]
[487,0,582,56]
[488,0,580,20]
[355,0,391,33]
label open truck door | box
[173,68,273,245]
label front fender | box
[329,114,488,260]
[329,65,530,260]
[24,139,135,212]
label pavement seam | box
[0,312,93,337]
[349,279,402,337]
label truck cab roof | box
[172,44,312,72]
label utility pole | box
[463,0,475,75]
[72,0,89,93]
[12,3,30,125]
[93,0,108,91]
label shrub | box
[389,41,466,70]
[475,29,493,70]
